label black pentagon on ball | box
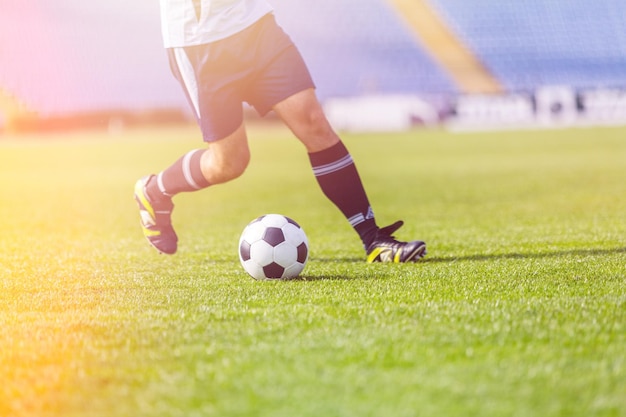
[297,242,308,263]
[263,262,285,279]
[263,227,285,246]
[239,240,251,261]
[285,216,301,228]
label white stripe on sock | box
[348,213,365,227]
[182,150,203,190]
[156,172,168,195]
[312,154,354,177]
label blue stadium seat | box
[2,0,625,117]
[428,0,626,91]
[271,0,457,99]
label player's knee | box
[306,105,329,131]
[201,146,250,184]
[300,106,335,141]
[296,107,339,151]
[218,150,249,182]
[225,150,250,180]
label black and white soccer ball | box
[238,214,309,280]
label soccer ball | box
[238,214,309,280]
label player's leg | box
[142,122,248,197]
[134,124,249,255]
[272,88,377,243]
[272,89,426,262]
[244,15,426,262]
[242,26,380,249]
[198,123,250,185]
[270,88,339,153]
[135,39,252,255]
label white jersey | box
[159,0,273,48]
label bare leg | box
[199,123,250,185]
[273,88,340,153]
[273,89,379,247]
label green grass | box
[1,124,625,417]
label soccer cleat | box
[134,175,178,254]
[366,220,426,263]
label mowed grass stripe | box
[0,125,624,417]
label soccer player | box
[134,0,426,263]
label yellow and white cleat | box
[133,175,178,255]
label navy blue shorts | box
[167,14,315,142]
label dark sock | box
[146,149,210,201]
[308,141,378,248]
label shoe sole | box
[366,242,427,263]
[405,243,427,262]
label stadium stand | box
[385,0,502,94]
[428,0,626,91]
[1,0,625,131]
[271,0,456,98]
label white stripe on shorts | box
[173,47,201,119]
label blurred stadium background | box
[1,0,626,133]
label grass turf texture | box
[1,125,624,417]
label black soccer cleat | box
[134,175,178,254]
[366,221,426,263]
